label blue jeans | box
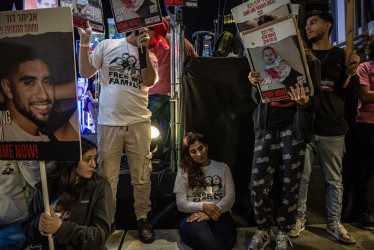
[0,221,26,250]
[297,135,345,222]
[180,212,237,250]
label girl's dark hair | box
[48,137,97,211]
[367,35,374,61]
[180,132,208,189]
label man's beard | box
[307,31,325,44]
[14,97,53,129]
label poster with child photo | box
[241,15,313,102]
[59,0,105,33]
[231,0,292,34]
[110,0,162,33]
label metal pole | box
[169,7,185,172]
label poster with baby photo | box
[59,0,105,33]
[0,7,81,161]
[231,0,292,34]
[241,15,313,102]
[110,0,162,33]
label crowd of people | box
[0,6,373,250]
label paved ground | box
[106,223,374,250]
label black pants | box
[250,125,306,232]
[357,122,374,214]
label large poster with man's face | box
[0,7,81,161]
[110,0,162,33]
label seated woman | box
[22,137,113,250]
[174,132,237,250]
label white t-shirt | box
[173,160,235,213]
[91,38,157,126]
[1,122,49,142]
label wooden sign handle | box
[345,0,354,57]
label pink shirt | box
[357,60,374,124]
[148,33,197,96]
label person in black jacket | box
[290,10,360,245]
[247,48,321,250]
[22,137,113,250]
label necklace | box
[318,48,333,64]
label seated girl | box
[22,137,113,250]
[174,132,237,250]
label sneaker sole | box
[248,237,271,250]
[326,228,356,245]
[289,226,305,238]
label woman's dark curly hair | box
[180,132,208,189]
[48,137,97,211]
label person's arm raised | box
[78,21,98,79]
[138,28,157,87]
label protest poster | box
[59,0,105,33]
[231,0,292,34]
[24,0,59,10]
[241,15,313,102]
[165,0,198,7]
[0,7,81,161]
[110,0,162,33]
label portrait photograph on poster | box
[59,0,105,32]
[241,16,313,103]
[0,7,80,161]
[231,0,292,34]
[110,0,162,33]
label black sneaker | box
[137,218,155,244]
[360,213,374,231]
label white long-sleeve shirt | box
[173,160,235,213]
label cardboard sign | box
[231,0,292,33]
[165,0,198,7]
[110,0,162,33]
[0,7,81,160]
[241,16,313,102]
[24,0,59,10]
[59,0,105,33]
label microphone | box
[135,29,147,70]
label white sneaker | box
[247,229,274,250]
[326,221,356,245]
[290,218,305,238]
[275,231,293,250]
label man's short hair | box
[305,10,334,36]
[0,32,75,86]
[0,36,49,83]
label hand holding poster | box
[241,16,313,102]
[0,7,80,161]
[59,0,105,32]
[110,0,162,33]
